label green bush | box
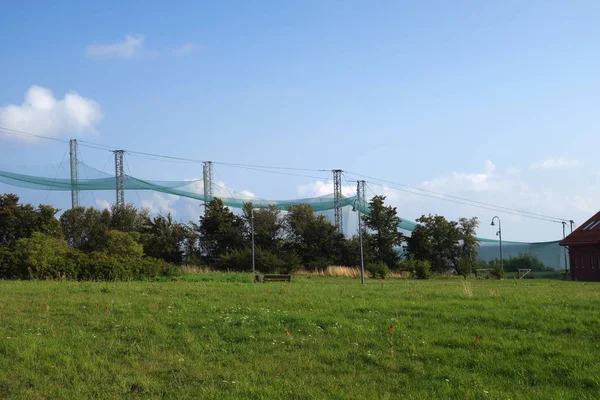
[0,232,172,281]
[456,256,475,277]
[280,252,302,274]
[103,230,144,258]
[216,249,287,274]
[413,259,432,280]
[10,232,79,280]
[305,258,331,272]
[366,262,389,279]
[490,260,505,279]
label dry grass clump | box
[462,280,474,298]
[295,266,409,278]
[180,265,213,274]
[180,264,411,279]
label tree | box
[406,214,479,274]
[455,217,480,276]
[361,195,404,268]
[0,194,61,246]
[198,199,246,264]
[241,203,284,255]
[284,204,345,269]
[340,235,365,267]
[60,206,111,251]
[141,213,188,264]
[110,203,150,233]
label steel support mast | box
[203,161,214,214]
[69,139,79,209]
[357,180,366,209]
[333,169,343,234]
[114,150,125,208]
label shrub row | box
[0,233,172,281]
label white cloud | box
[0,86,102,141]
[531,157,582,171]
[86,34,151,59]
[95,199,111,210]
[239,190,255,199]
[572,195,596,214]
[297,180,355,198]
[180,177,257,205]
[172,42,197,56]
[141,193,179,216]
[183,178,204,195]
[484,160,496,174]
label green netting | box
[0,163,565,269]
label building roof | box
[560,211,600,246]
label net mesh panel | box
[0,162,565,269]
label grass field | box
[1,275,599,399]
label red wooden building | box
[560,211,600,281]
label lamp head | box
[491,221,495,227]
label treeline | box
[0,192,501,280]
[0,194,407,280]
[0,194,173,280]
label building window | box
[583,220,597,230]
[591,256,594,269]
[581,256,585,269]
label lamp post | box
[352,199,365,285]
[490,216,503,275]
[251,206,255,276]
[562,221,568,275]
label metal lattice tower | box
[333,169,343,234]
[69,139,79,209]
[203,161,214,213]
[357,180,366,208]
[114,150,125,208]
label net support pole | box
[333,169,343,234]
[562,222,568,275]
[356,180,365,285]
[114,150,125,208]
[203,161,213,215]
[357,180,366,208]
[69,139,79,209]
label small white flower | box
[178,358,184,362]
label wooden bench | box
[262,274,291,283]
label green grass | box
[1,276,599,399]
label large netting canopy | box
[0,161,565,269]
[478,240,562,270]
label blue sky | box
[1,0,599,241]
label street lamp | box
[490,216,503,275]
[352,199,365,285]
